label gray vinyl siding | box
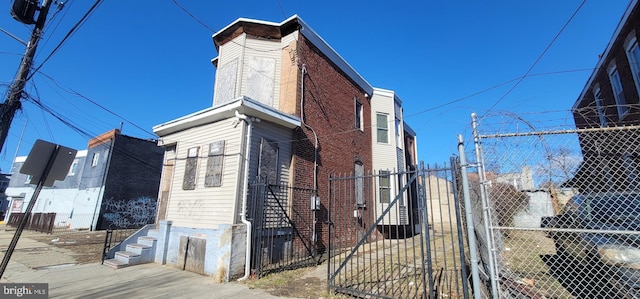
[163,118,244,228]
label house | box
[370,88,419,235]
[570,0,640,191]
[149,15,418,281]
[4,129,164,230]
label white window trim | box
[608,61,628,119]
[624,31,640,99]
[68,159,79,176]
[592,84,608,127]
[376,113,389,144]
[91,153,100,167]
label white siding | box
[162,118,244,228]
[371,89,408,225]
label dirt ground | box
[31,230,106,264]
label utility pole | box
[0,0,54,153]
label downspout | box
[300,64,320,243]
[235,110,253,281]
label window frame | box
[624,31,640,99]
[379,170,391,204]
[376,113,389,144]
[91,153,100,167]
[608,61,628,119]
[68,159,79,176]
[355,98,363,131]
[592,84,608,127]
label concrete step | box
[115,250,141,265]
[138,236,157,247]
[147,229,159,238]
[103,258,129,269]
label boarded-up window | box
[214,60,238,106]
[205,141,225,187]
[246,57,275,106]
[355,162,365,207]
[258,138,279,184]
[183,147,199,190]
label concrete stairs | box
[103,229,157,269]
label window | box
[68,159,79,176]
[25,175,32,184]
[608,62,628,118]
[183,147,199,190]
[623,153,638,186]
[91,153,100,167]
[379,170,390,203]
[593,84,608,127]
[258,138,279,184]
[355,162,365,207]
[395,117,402,147]
[205,141,225,187]
[376,113,388,143]
[355,99,363,130]
[625,32,640,97]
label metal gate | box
[248,180,322,278]
[328,163,470,298]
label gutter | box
[235,110,253,281]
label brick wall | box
[290,35,373,251]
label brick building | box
[4,129,164,230]
[149,15,418,281]
[570,0,640,191]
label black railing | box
[248,180,322,278]
[7,213,56,234]
[101,227,139,264]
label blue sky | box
[0,0,631,172]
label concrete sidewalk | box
[0,228,289,298]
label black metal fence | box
[7,213,56,233]
[248,180,323,278]
[327,164,469,298]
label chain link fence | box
[463,112,640,298]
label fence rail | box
[328,165,469,298]
[464,115,640,298]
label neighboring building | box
[370,88,419,234]
[4,129,164,230]
[150,15,418,281]
[570,0,640,191]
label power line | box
[172,0,215,33]
[27,0,104,82]
[36,71,156,137]
[482,0,588,116]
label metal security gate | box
[248,180,322,278]
[463,113,640,298]
[328,163,470,298]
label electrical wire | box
[482,0,588,116]
[26,0,104,82]
[172,0,215,33]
